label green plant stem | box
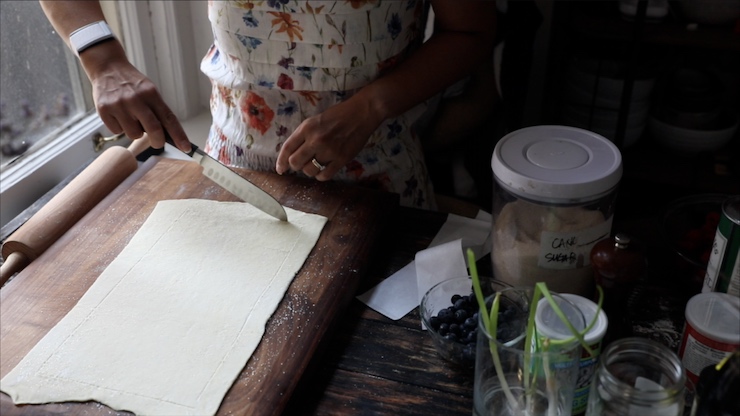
[524,284,543,396]
[467,248,520,412]
[523,284,544,411]
[468,248,490,329]
[540,339,557,416]
[489,292,521,412]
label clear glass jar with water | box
[474,287,585,416]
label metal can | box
[702,195,740,295]
[678,292,740,385]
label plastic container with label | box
[491,125,623,297]
[536,294,609,415]
[679,292,740,385]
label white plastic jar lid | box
[685,292,740,344]
[492,125,623,203]
[536,294,608,344]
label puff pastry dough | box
[1,199,326,415]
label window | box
[0,1,212,231]
[0,1,90,168]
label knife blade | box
[165,134,288,221]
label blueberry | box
[444,333,459,343]
[449,323,461,336]
[451,294,462,304]
[497,322,517,342]
[464,316,477,329]
[438,322,449,336]
[454,297,470,311]
[454,308,469,322]
[437,308,453,323]
[460,326,469,338]
[500,305,514,320]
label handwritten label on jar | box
[538,217,613,270]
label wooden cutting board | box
[0,156,398,416]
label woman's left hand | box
[275,95,381,180]
[275,0,496,181]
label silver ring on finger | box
[311,157,327,172]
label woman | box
[40,0,496,209]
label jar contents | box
[492,199,611,297]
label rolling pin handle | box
[1,146,138,281]
[128,133,165,161]
[0,251,30,287]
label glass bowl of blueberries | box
[420,277,511,369]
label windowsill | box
[0,110,212,245]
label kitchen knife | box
[165,134,288,221]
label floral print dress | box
[201,0,436,209]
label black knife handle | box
[164,131,197,157]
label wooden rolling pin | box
[0,145,138,285]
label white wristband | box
[69,21,114,56]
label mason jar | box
[490,126,622,297]
[586,337,686,416]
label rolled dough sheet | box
[0,199,327,415]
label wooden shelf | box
[623,137,738,192]
[615,135,739,225]
[565,1,740,52]
[544,1,739,211]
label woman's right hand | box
[39,0,191,152]
[79,42,191,152]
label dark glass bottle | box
[590,233,646,343]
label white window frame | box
[0,1,209,229]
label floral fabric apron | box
[201,0,436,209]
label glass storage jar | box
[586,337,686,416]
[491,125,622,297]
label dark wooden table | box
[283,206,477,415]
